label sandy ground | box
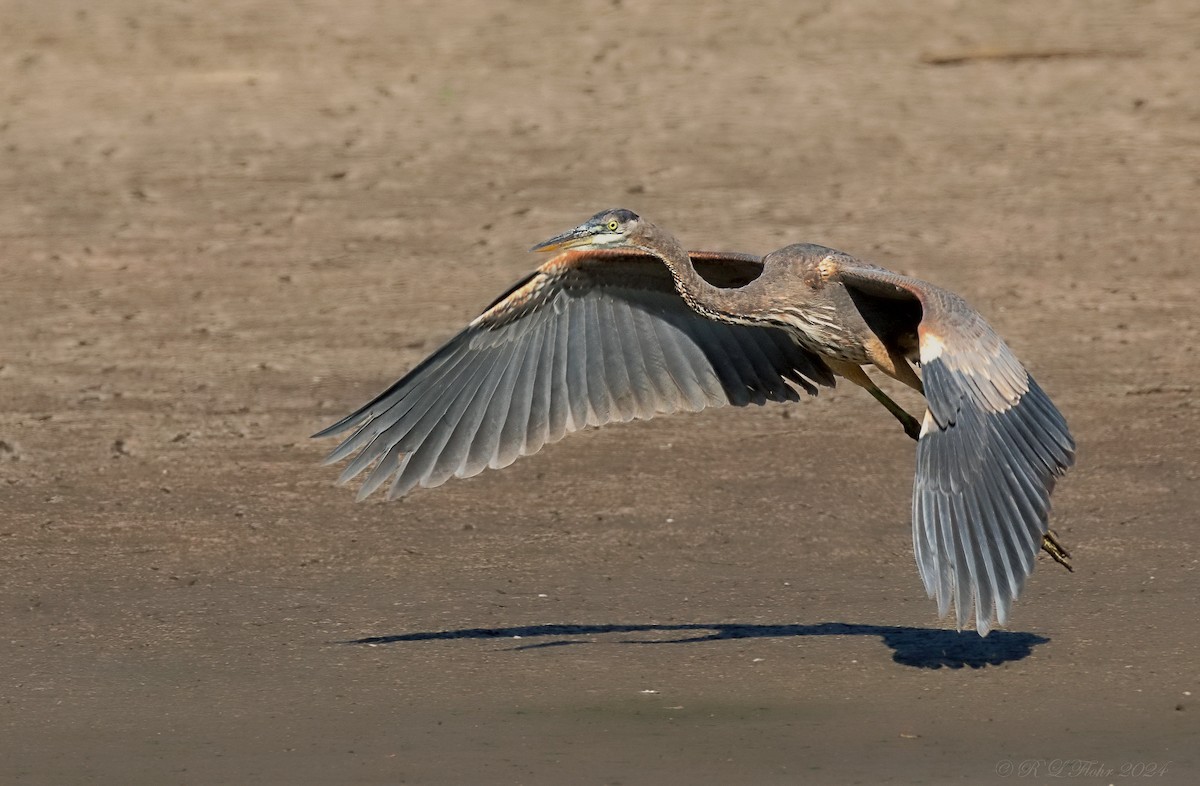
[2,1,1199,783]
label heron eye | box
[606,220,619,231]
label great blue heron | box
[315,209,1075,635]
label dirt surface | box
[2,1,1198,783]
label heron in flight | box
[315,209,1075,635]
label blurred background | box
[2,2,1197,783]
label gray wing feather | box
[471,328,528,473]
[972,478,1020,598]
[523,315,555,456]
[915,354,1073,634]
[607,299,656,419]
[582,295,616,424]
[421,336,518,489]
[358,441,406,500]
[564,295,593,430]
[496,319,544,469]
[710,320,771,406]
[686,321,744,406]
[729,326,801,403]
[964,487,1008,622]
[545,307,572,441]
[451,341,520,480]
[345,339,482,469]
[424,349,503,485]
[840,263,1074,635]
[387,342,517,497]
[316,251,833,499]
[336,344,477,482]
[631,303,703,411]
[598,298,637,421]
[648,309,725,408]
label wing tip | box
[311,417,355,440]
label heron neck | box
[641,224,753,323]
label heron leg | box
[828,360,923,440]
[868,386,923,441]
[865,341,925,395]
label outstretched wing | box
[315,249,834,500]
[839,263,1075,635]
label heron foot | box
[900,413,921,441]
[1041,530,1073,572]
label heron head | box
[530,209,644,253]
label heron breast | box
[775,307,872,364]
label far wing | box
[839,264,1075,634]
[315,249,834,500]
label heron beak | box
[530,225,595,253]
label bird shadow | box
[345,621,1048,670]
